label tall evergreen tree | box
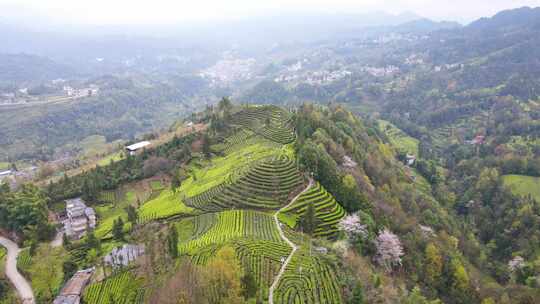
[167,225,179,258]
[125,205,138,225]
[241,270,257,300]
[300,204,318,235]
[112,218,124,241]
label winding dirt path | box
[268,178,313,304]
[50,231,64,248]
[0,236,35,304]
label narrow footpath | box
[0,236,35,304]
[50,230,64,248]
[268,178,313,304]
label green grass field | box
[80,135,109,157]
[150,180,164,191]
[97,151,124,166]
[16,244,68,301]
[0,247,7,275]
[378,120,419,155]
[16,247,32,273]
[502,174,540,201]
[0,246,17,304]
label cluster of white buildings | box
[372,33,426,44]
[63,85,99,98]
[274,69,352,85]
[361,65,400,77]
[63,198,96,239]
[199,58,256,86]
[434,63,464,72]
[405,54,425,65]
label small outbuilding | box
[314,246,328,255]
[104,244,145,268]
[405,154,416,166]
[53,268,94,304]
[125,141,151,155]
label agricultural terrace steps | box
[268,178,313,304]
[0,236,35,304]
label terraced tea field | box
[125,105,345,303]
[378,120,419,155]
[180,137,291,200]
[274,247,343,304]
[186,155,304,211]
[231,105,296,144]
[180,210,283,254]
[83,270,144,304]
[138,189,194,223]
[280,182,345,238]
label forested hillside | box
[0,53,76,84]
[4,102,536,303]
[0,75,197,161]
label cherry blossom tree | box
[338,213,368,240]
[508,256,525,272]
[374,228,404,271]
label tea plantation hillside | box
[167,105,345,303]
[68,104,348,304]
[19,102,521,303]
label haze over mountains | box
[2,3,540,304]
[1,6,540,162]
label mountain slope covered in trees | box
[5,102,539,303]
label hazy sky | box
[2,0,539,25]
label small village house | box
[53,268,94,304]
[64,198,96,239]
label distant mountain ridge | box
[468,6,540,32]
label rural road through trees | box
[268,178,313,304]
[0,236,35,304]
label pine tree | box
[202,134,211,157]
[349,282,365,304]
[300,203,317,235]
[112,218,124,241]
[62,233,71,249]
[240,270,257,300]
[171,172,182,192]
[125,205,138,225]
[167,225,179,258]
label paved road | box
[0,236,35,304]
[268,178,313,304]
